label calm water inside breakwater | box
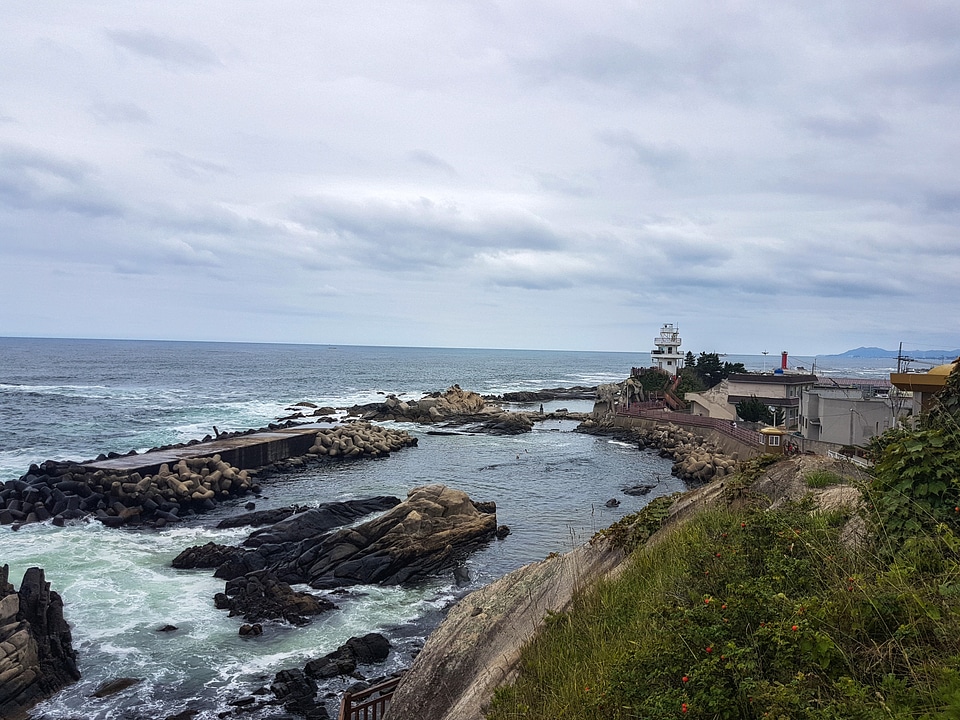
[0,339,894,718]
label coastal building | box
[651,323,683,376]
[685,371,817,431]
[798,383,903,446]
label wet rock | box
[216,505,307,529]
[280,485,498,589]
[171,542,244,570]
[0,565,80,719]
[92,677,141,698]
[304,633,391,679]
[623,484,656,496]
[217,570,337,625]
[243,497,401,548]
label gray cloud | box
[91,101,152,125]
[597,130,687,172]
[106,29,222,70]
[407,150,458,176]
[291,194,568,273]
[0,2,957,352]
[0,146,123,218]
[146,150,233,180]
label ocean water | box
[0,338,683,719]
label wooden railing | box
[338,676,401,720]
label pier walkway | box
[82,426,322,476]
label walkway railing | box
[616,405,763,447]
[338,676,401,720]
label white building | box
[651,323,683,376]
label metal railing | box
[338,676,401,720]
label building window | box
[667,360,673,366]
[768,436,780,447]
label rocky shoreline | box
[5,383,748,719]
[577,419,739,485]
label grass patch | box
[488,499,960,719]
[805,469,843,488]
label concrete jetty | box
[83,426,322,476]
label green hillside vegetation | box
[487,365,960,719]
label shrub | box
[805,469,843,488]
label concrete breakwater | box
[0,422,418,529]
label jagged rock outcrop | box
[174,497,402,625]
[0,566,80,720]
[171,541,245,570]
[489,386,598,402]
[279,485,498,589]
[475,412,535,435]
[304,633,391,679]
[176,490,493,627]
[347,386,503,424]
[216,505,311,529]
[214,570,337,625]
[263,633,392,718]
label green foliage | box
[864,426,909,462]
[868,425,960,551]
[677,366,707,397]
[678,352,747,390]
[737,396,774,424]
[488,500,960,720]
[868,363,960,551]
[805,470,843,488]
[593,495,677,552]
[633,367,671,393]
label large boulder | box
[281,485,497,589]
[243,497,401,548]
[0,566,80,720]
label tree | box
[736,397,773,424]
[695,352,725,387]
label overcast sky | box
[1,2,958,355]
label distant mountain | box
[826,346,960,360]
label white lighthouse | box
[651,323,683,376]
